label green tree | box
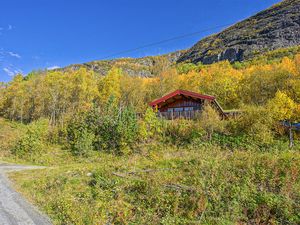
[67,98,139,155]
[198,103,224,141]
[266,91,297,121]
[139,108,163,141]
[237,105,274,145]
[12,119,48,161]
[267,91,299,147]
[98,68,122,105]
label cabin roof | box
[149,90,215,107]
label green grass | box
[9,144,300,225]
[2,118,300,224]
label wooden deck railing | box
[157,110,201,120]
[137,109,241,120]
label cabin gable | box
[149,90,225,119]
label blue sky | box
[0,0,281,82]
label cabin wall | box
[159,99,205,112]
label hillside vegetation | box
[1,46,300,119]
[10,146,300,224]
[0,45,300,224]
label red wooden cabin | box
[149,90,226,119]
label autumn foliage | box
[1,50,300,225]
[0,52,299,151]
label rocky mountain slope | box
[177,0,300,64]
[64,51,184,77]
[62,0,300,76]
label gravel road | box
[0,163,51,225]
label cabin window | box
[184,107,194,111]
[174,108,184,112]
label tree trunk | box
[289,125,294,148]
[208,131,212,141]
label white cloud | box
[32,55,40,60]
[8,51,21,59]
[14,69,23,74]
[3,64,23,77]
[47,65,60,70]
[3,68,15,76]
[0,25,13,36]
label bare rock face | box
[65,50,185,77]
[177,0,300,64]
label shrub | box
[66,113,95,156]
[115,106,139,153]
[197,103,225,141]
[71,128,94,156]
[67,98,139,155]
[213,133,255,150]
[139,108,164,141]
[176,63,200,74]
[93,100,138,154]
[236,105,275,145]
[12,119,48,161]
[163,119,203,144]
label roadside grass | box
[2,117,300,224]
[10,145,300,225]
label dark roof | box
[149,90,215,107]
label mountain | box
[61,0,300,76]
[64,51,184,77]
[177,0,300,64]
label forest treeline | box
[0,51,300,123]
[0,48,300,157]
